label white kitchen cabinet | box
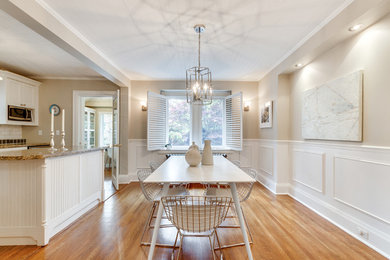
[0,70,40,125]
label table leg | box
[148,183,170,260]
[229,182,253,260]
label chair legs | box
[140,201,178,248]
[215,205,253,249]
[171,230,224,260]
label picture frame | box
[260,101,272,128]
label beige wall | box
[277,74,291,140]
[129,80,259,140]
[22,79,119,146]
[258,74,279,140]
[289,13,390,146]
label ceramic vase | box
[188,141,199,151]
[185,142,201,167]
[201,140,213,165]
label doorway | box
[84,97,116,200]
[73,90,120,201]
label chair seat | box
[205,187,232,198]
[154,185,188,201]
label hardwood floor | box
[103,168,117,201]
[0,183,385,260]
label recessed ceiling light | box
[348,24,364,32]
[295,63,303,68]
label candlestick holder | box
[48,131,57,152]
[60,130,68,151]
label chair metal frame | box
[137,169,187,248]
[161,195,232,260]
[205,167,257,249]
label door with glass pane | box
[111,90,120,190]
[83,107,96,148]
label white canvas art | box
[302,71,363,141]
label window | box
[99,112,113,146]
[147,91,242,151]
[202,99,224,146]
[83,107,96,148]
[168,98,191,146]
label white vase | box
[185,148,201,167]
[188,141,199,151]
[201,140,213,165]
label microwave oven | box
[8,105,33,122]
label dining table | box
[144,155,255,260]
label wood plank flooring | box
[0,183,385,260]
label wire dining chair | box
[149,161,162,172]
[137,169,188,247]
[204,167,257,249]
[161,196,232,260]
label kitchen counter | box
[0,146,107,160]
[0,142,49,149]
[0,146,105,245]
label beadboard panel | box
[46,156,80,220]
[0,150,104,246]
[334,156,390,225]
[292,150,325,193]
[0,160,40,227]
[80,151,102,201]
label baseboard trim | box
[289,186,390,259]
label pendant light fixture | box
[186,24,213,105]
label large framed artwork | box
[260,101,273,128]
[302,70,363,141]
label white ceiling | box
[37,0,349,81]
[0,9,100,78]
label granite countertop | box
[0,146,108,160]
[0,143,50,149]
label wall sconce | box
[141,101,147,111]
[244,101,251,112]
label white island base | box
[0,149,104,245]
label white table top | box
[144,156,255,183]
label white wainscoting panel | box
[239,144,253,167]
[258,145,274,176]
[334,156,390,225]
[292,150,325,193]
[135,145,149,169]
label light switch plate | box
[38,130,43,136]
[56,130,60,135]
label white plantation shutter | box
[225,92,243,151]
[147,91,167,151]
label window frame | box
[166,95,227,150]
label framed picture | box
[260,101,272,128]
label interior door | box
[111,90,120,190]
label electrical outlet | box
[56,130,60,136]
[358,227,369,240]
[38,130,43,136]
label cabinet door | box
[19,83,35,108]
[6,78,21,106]
[6,78,36,108]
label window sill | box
[157,149,235,155]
